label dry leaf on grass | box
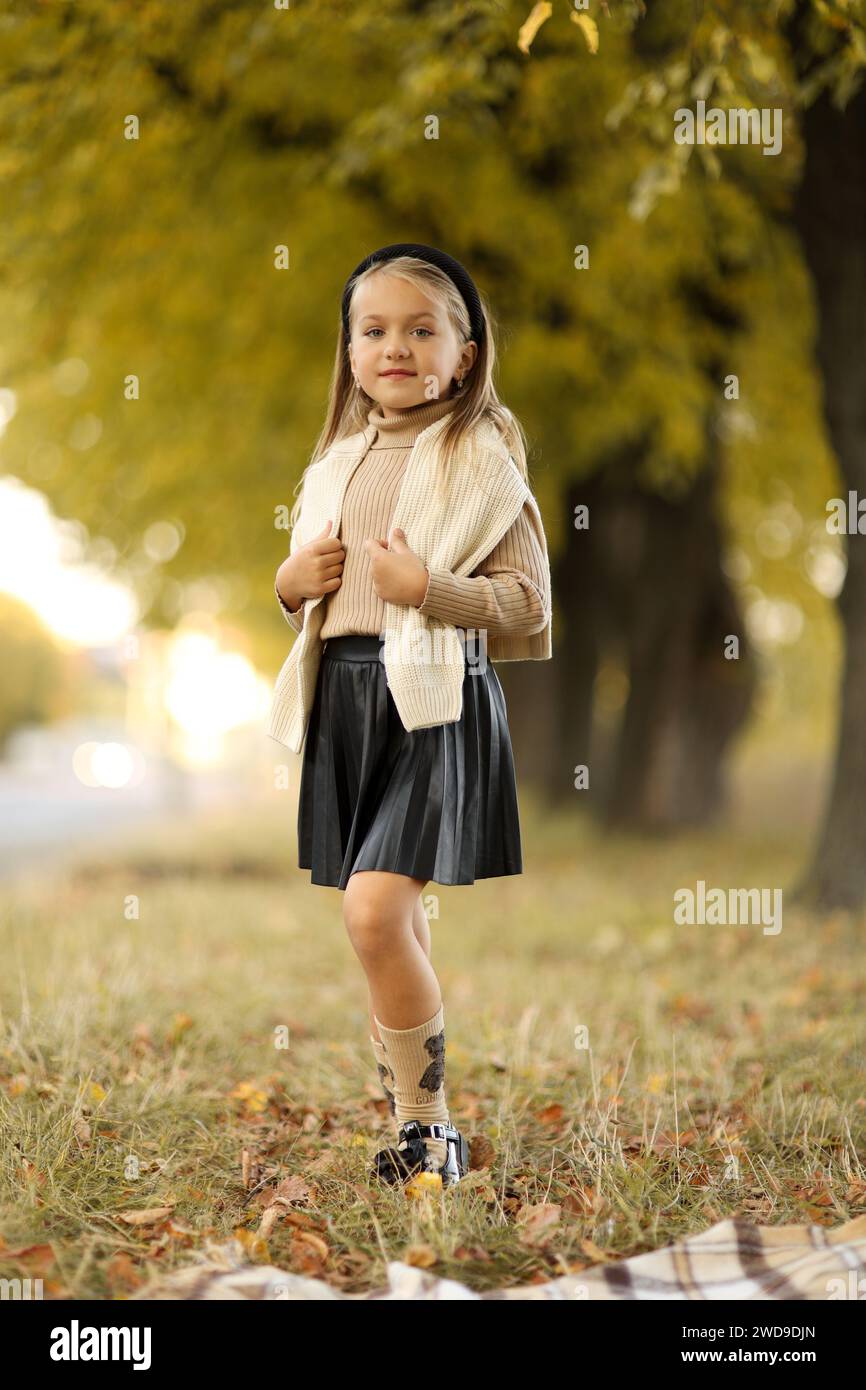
[241,1148,256,1191]
[579,1236,612,1262]
[256,1183,324,1239]
[270,1175,311,1204]
[517,1202,561,1245]
[289,1229,329,1275]
[451,1170,497,1203]
[73,1115,92,1150]
[651,1129,698,1155]
[116,1206,175,1227]
[561,1185,596,1215]
[453,1243,493,1263]
[404,1243,438,1268]
[537,1103,565,1127]
[105,1251,145,1292]
[0,1241,56,1273]
[468,1134,496,1170]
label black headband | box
[341,242,485,349]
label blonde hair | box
[288,255,529,531]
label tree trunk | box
[600,455,755,829]
[505,452,756,827]
[502,478,601,806]
[791,79,866,910]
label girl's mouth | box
[380,371,415,378]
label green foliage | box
[0,0,853,695]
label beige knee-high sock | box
[370,1035,396,1117]
[375,1004,450,1169]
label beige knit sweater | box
[276,396,548,639]
[268,403,552,752]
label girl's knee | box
[343,876,407,957]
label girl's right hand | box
[276,520,344,608]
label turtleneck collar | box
[366,394,458,448]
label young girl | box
[270,243,552,1189]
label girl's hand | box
[276,521,345,607]
[365,527,429,607]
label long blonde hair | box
[289,255,529,531]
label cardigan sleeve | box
[275,578,305,634]
[416,498,550,638]
[276,490,310,634]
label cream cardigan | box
[267,410,553,754]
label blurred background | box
[1,0,865,1297]
[1,0,863,904]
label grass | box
[1,745,865,1299]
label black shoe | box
[371,1121,469,1189]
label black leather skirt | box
[297,634,523,890]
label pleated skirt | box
[297,634,523,890]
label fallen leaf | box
[404,1243,438,1269]
[73,1115,92,1150]
[468,1134,495,1170]
[517,1202,561,1245]
[272,1175,310,1204]
[651,1129,698,1154]
[454,1243,493,1262]
[569,12,599,54]
[116,1206,175,1227]
[450,1169,497,1202]
[537,1103,565,1126]
[105,1252,144,1292]
[406,1171,443,1200]
[0,1242,56,1273]
[233,1227,269,1261]
[257,1205,282,1240]
[562,1187,595,1215]
[517,1,553,57]
[168,1013,194,1043]
[579,1237,611,1262]
[229,1081,269,1114]
[290,1229,329,1274]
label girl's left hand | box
[364,527,429,607]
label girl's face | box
[348,273,477,417]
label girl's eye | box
[363,327,434,338]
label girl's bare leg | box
[411,892,432,957]
[367,894,430,1041]
[342,871,439,1032]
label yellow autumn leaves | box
[518,3,600,57]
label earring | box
[456,376,465,391]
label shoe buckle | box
[401,1120,449,1143]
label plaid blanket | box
[132,1212,866,1301]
